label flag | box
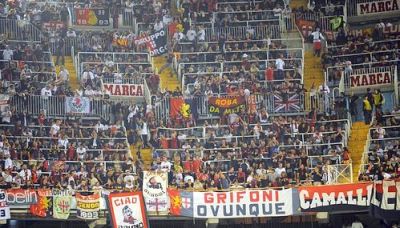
[30,189,52,218]
[76,192,100,220]
[108,192,149,228]
[53,195,72,219]
[65,96,91,114]
[170,97,190,119]
[168,188,193,217]
[274,92,301,112]
[143,171,168,213]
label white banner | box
[142,171,168,212]
[108,192,149,228]
[65,97,91,114]
[350,71,392,88]
[0,190,10,220]
[193,189,295,218]
[103,84,144,97]
[357,0,400,16]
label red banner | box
[298,183,373,212]
[169,97,190,119]
[109,192,149,228]
[30,189,52,217]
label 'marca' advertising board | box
[357,0,400,16]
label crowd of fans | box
[323,23,400,86]
[359,110,400,182]
[0,0,398,194]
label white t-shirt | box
[275,58,285,70]
[41,87,52,96]
[186,30,197,41]
[198,29,205,41]
[3,49,13,60]
[160,161,172,172]
[1,111,11,123]
[77,147,86,158]
[275,167,286,177]
[59,69,69,81]
[154,21,164,31]
[311,31,325,42]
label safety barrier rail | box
[10,95,112,121]
[76,52,150,79]
[204,24,282,41]
[0,19,42,41]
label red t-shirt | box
[265,67,274,81]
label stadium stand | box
[0,0,399,226]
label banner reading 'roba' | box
[208,96,246,115]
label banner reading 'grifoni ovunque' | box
[208,96,246,115]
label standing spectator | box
[1,107,12,124]
[2,45,13,61]
[55,36,65,66]
[311,28,325,57]
[59,66,69,83]
[363,96,372,124]
[372,89,384,110]
[275,54,285,80]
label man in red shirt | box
[265,63,274,91]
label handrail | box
[178,38,303,46]
[331,49,400,59]
[178,47,303,55]
[327,38,400,50]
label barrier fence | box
[0,19,42,42]
[204,24,282,41]
[155,92,339,122]
[10,95,112,121]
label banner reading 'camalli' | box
[208,96,246,115]
[298,182,373,212]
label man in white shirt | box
[1,107,12,123]
[275,54,285,80]
[59,66,69,83]
[4,154,13,170]
[19,164,32,184]
[197,26,205,42]
[160,156,172,172]
[41,85,52,97]
[2,45,13,61]
[186,27,197,42]
[154,19,164,31]
[311,28,325,56]
[77,145,87,160]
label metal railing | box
[10,95,112,121]
[0,19,42,41]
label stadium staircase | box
[53,56,79,91]
[348,122,370,182]
[303,50,325,91]
[130,144,153,169]
[289,0,308,9]
[152,55,180,91]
